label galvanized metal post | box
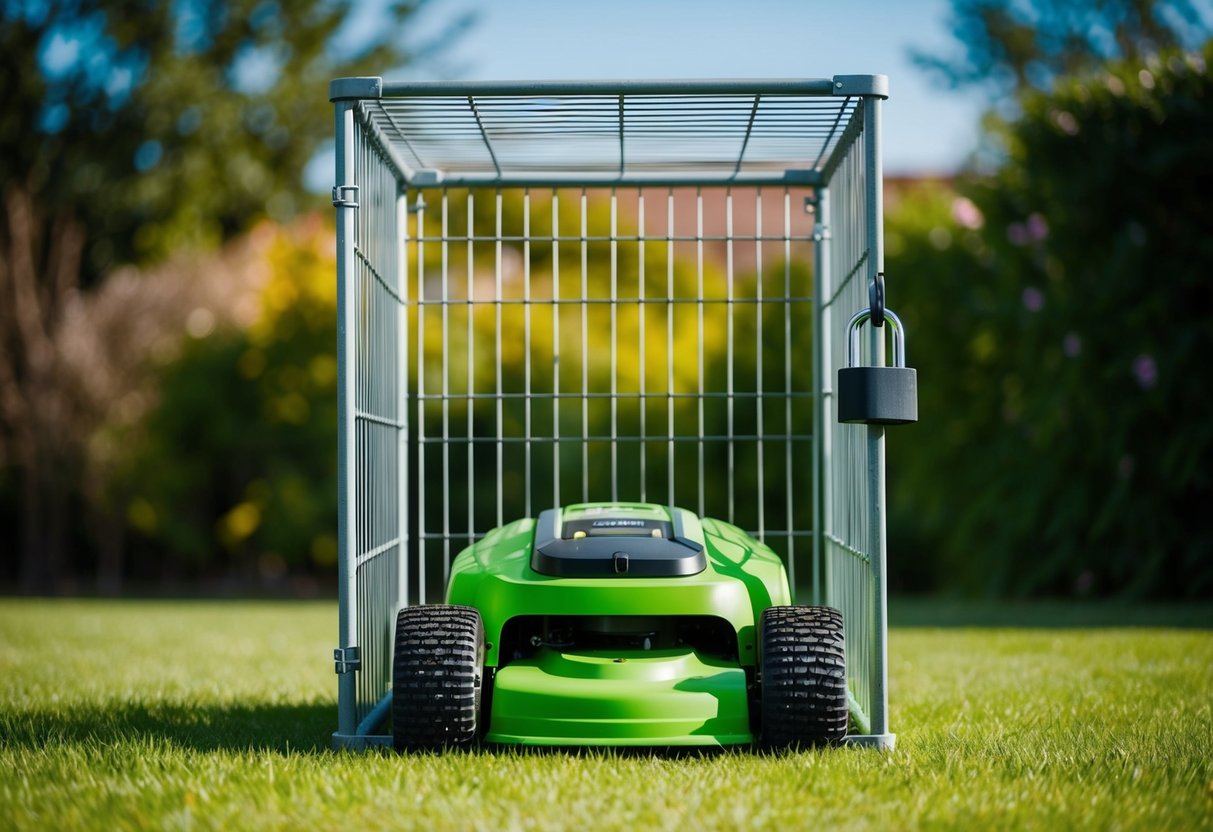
[334,98,359,740]
[397,181,410,612]
[812,188,832,609]
[862,94,890,740]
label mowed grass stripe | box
[1,600,1210,830]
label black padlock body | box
[837,366,918,425]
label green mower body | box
[392,502,849,749]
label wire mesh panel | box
[333,102,407,742]
[814,101,891,740]
[404,186,817,604]
[331,76,894,749]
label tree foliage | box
[111,221,340,585]
[2,0,429,272]
[888,46,1213,597]
[914,0,1208,96]
[0,0,433,591]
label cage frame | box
[329,74,895,750]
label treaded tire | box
[392,604,484,751]
[760,605,849,747]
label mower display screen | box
[561,518,673,539]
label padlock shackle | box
[847,307,906,369]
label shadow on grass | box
[889,598,1213,629]
[1,701,858,760]
[1,701,334,755]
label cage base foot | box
[841,733,896,751]
[332,732,392,751]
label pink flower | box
[951,197,984,230]
[1052,110,1079,135]
[1021,287,1044,312]
[1132,354,1157,390]
[1063,333,1081,357]
[1026,213,1049,242]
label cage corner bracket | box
[334,646,361,674]
[831,75,889,98]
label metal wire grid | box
[337,114,407,730]
[817,101,889,738]
[360,88,859,184]
[333,77,891,747]
[405,186,816,604]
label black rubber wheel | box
[392,604,485,751]
[759,605,849,747]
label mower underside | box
[487,646,753,746]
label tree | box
[914,0,1208,97]
[0,0,441,592]
[888,46,1213,598]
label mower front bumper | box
[486,646,753,746]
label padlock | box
[837,308,918,425]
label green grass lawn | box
[1,599,1210,830]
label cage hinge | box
[334,646,361,674]
[813,224,831,242]
[332,185,360,208]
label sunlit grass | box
[1,600,1210,830]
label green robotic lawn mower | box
[391,502,849,750]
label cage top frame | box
[330,75,888,189]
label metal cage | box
[329,75,894,750]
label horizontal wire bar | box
[354,537,401,568]
[411,235,814,243]
[825,252,868,308]
[355,410,406,429]
[824,533,872,565]
[354,247,405,305]
[415,391,814,401]
[418,530,815,541]
[380,78,839,97]
[413,297,815,306]
[417,434,813,444]
[405,172,823,188]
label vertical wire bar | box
[580,189,589,502]
[495,190,504,528]
[467,192,475,544]
[610,188,619,501]
[864,95,890,739]
[666,189,675,507]
[725,188,735,524]
[754,188,765,544]
[524,189,533,517]
[783,188,796,593]
[696,188,705,518]
[334,100,357,737]
[415,192,427,604]
[441,190,451,583]
[638,190,647,503]
[398,182,409,609]
[551,191,561,507]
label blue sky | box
[362,0,992,175]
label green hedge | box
[887,46,1213,598]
